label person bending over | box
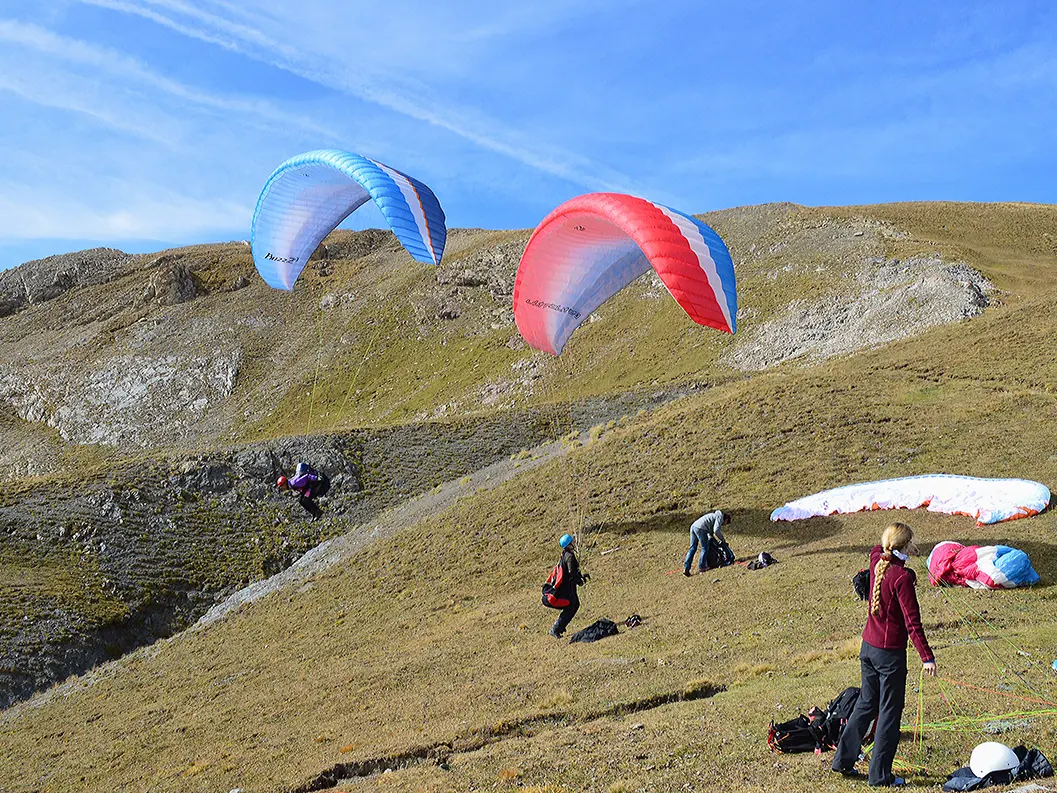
[684,509,731,576]
[277,462,326,518]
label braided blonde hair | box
[870,522,914,616]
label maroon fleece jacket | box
[861,545,935,663]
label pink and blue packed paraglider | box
[250,149,446,290]
[512,192,737,355]
[927,541,1041,589]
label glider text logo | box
[265,252,299,264]
[525,298,581,319]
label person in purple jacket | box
[832,522,937,787]
[277,462,326,518]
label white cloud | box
[74,0,641,193]
[0,182,250,240]
[0,62,179,145]
[0,19,344,143]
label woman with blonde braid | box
[832,523,937,787]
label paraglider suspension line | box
[306,298,328,435]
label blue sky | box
[0,0,1054,268]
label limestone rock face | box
[0,248,132,317]
[141,256,202,306]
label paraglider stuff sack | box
[569,619,619,643]
[707,537,735,569]
[541,562,570,609]
[768,715,821,754]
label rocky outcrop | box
[0,433,365,709]
[722,256,994,371]
[313,228,400,261]
[50,351,241,445]
[140,255,202,306]
[0,248,133,317]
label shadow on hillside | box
[809,543,876,558]
[590,508,844,552]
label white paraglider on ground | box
[770,474,1049,526]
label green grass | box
[3,202,1057,792]
[0,547,128,630]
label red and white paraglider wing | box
[512,193,737,355]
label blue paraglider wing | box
[251,150,446,290]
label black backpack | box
[312,470,331,498]
[768,708,826,754]
[768,687,872,754]
[818,687,874,749]
[707,536,735,569]
[852,569,870,601]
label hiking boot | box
[832,768,862,778]
[683,570,692,577]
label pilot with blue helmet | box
[549,533,589,638]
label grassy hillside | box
[3,202,1057,792]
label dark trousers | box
[298,494,322,519]
[832,641,908,786]
[553,594,580,635]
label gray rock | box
[179,462,234,494]
[0,247,132,317]
[722,253,994,371]
[141,256,201,306]
[982,718,1030,734]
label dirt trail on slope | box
[196,435,574,627]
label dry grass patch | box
[540,688,575,709]
[497,765,521,781]
[732,663,776,679]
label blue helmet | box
[559,533,574,549]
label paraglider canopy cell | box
[251,149,447,290]
[512,192,737,355]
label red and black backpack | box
[541,560,570,609]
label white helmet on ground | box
[969,742,1019,778]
